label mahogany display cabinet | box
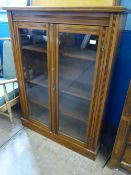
[4,6,128,160]
[109,81,131,172]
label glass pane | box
[19,28,49,127]
[59,32,98,142]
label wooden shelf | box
[61,89,90,101]
[22,44,96,62]
[29,74,48,88]
[25,55,94,115]
[59,57,94,100]
[26,84,89,123]
[59,93,89,123]
[26,58,94,100]
[22,44,47,53]
[59,113,86,142]
[61,47,96,61]
[27,85,48,109]
[29,101,49,126]
[28,74,92,101]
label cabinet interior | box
[19,28,98,142]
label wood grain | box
[3,6,126,12]
[109,81,131,172]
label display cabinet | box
[5,6,127,159]
[109,81,131,172]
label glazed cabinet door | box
[15,22,51,129]
[55,24,107,144]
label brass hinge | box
[14,34,17,41]
[53,83,56,92]
[101,42,106,52]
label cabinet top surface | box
[3,6,128,13]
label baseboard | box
[21,118,97,160]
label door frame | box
[13,21,109,151]
[53,23,108,148]
[14,21,53,131]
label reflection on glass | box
[20,28,49,126]
[59,33,98,142]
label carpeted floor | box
[0,111,129,175]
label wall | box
[121,0,131,30]
[32,0,117,6]
[0,11,10,37]
[0,11,8,22]
[0,10,10,79]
